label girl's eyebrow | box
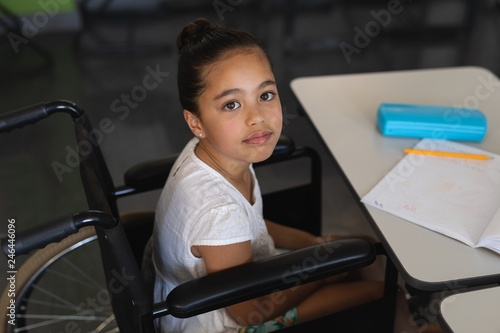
[213,80,276,101]
[259,80,276,89]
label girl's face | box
[185,49,283,168]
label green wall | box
[0,0,76,14]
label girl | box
[153,18,431,333]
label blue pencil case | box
[377,103,487,142]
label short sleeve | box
[191,204,253,247]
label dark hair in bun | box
[177,18,270,115]
[176,18,215,53]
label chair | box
[74,0,171,55]
[0,100,397,333]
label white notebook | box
[361,139,500,254]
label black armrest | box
[123,155,178,192]
[121,135,295,193]
[158,238,376,318]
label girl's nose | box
[247,106,265,126]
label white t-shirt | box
[153,138,277,333]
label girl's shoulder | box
[170,140,225,188]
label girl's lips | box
[243,131,272,144]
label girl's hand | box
[314,235,343,244]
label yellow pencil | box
[403,148,491,160]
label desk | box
[438,286,500,333]
[290,66,500,292]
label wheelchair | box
[0,101,398,333]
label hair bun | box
[177,18,215,53]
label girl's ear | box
[183,109,203,136]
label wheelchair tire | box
[0,226,118,333]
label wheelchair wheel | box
[0,226,118,333]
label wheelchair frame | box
[0,100,397,333]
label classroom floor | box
[1,0,499,329]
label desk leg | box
[377,243,398,331]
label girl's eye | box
[223,101,241,111]
[260,92,275,102]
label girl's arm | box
[194,242,324,326]
[265,220,370,249]
[265,219,320,250]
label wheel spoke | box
[13,313,110,332]
[91,314,116,333]
[13,237,118,333]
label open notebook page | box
[477,207,500,252]
[362,139,500,248]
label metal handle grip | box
[1,211,116,256]
[0,100,84,133]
